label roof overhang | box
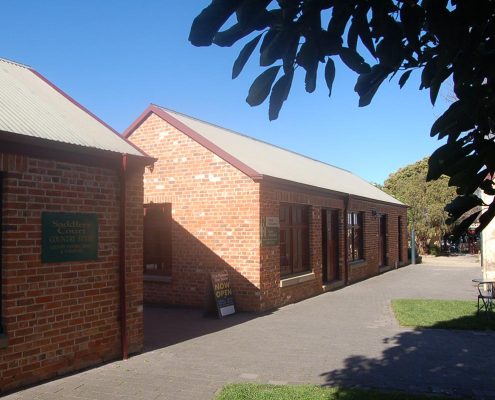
[260,175,409,208]
[123,104,263,180]
[0,129,156,170]
[124,105,408,208]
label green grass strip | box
[214,383,450,400]
[392,299,495,330]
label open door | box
[378,214,387,267]
[398,216,403,264]
[143,203,172,277]
[322,209,340,282]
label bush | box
[428,245,441,256]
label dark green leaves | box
[246,66,281,107]
[354,65,390,107]
[400,2,424,51]
[269,71,294,121]
[190,0,495,234]
[444,194,483,238]
[448,210,480,238]
[214,24,255,47]
[324,58,336,97]
[189,0,243,46]
[232,34,262,79]
[398,70,412,89]
[297,41,319,93]
[339,47,371,74]
[445,195,483,217]
[236,0,272,29]
[427,140,472,181]
[260,30,296,67]
[430,100,475,139]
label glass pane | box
[354,228,361,259]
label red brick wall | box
[0,152,144,393]
[259,183,408,311]
[128,114,261,311]
[127,112,408,313]
[346,197,408,283]
[260,184,343,310]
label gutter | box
[119,154,128,360]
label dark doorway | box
[398,216,403,264]
[322,209,340,282]
[143,203,172,277]
[378,214,387,267]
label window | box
[347,212,364,262]
[279,204,310,277]
[143,203,172,276]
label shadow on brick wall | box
[143,220,273,351]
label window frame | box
[347,211,364,262]
[279,203,310,278]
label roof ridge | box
[154,104,354,175]
[0,56,31,69]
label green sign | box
[42,212,98,262]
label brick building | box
[0,58,154,392]
[125,105,408,312]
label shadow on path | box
[143,306,271,352]
[321,327,495,398]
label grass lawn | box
[214,384,449,400]
[392,299,495,330]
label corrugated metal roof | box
[158,106,404,206]
[0,57,145,157]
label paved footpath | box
[4,256,495,400]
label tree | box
[189,0,495,235]
[383,157,457,253]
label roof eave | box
[124,104,263,181]
[0,130,156,168]
[260,175,407,208]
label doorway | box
[398,216,403,264]
[143,203,172,277]
[378,214,387,267]
[322,209,340,282]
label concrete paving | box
[4,255,494,400]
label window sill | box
[349,259,367,268]
[280,271,315,288]
[0,334,8,349]
[144,275,172,283]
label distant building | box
[125,105,408,312]
[0,58,153,392]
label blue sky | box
[1,1,450,184]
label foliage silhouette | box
[189,0,495,234]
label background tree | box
[189,0,495,235]
[383,157,457,254]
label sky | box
[0,1,451,184]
